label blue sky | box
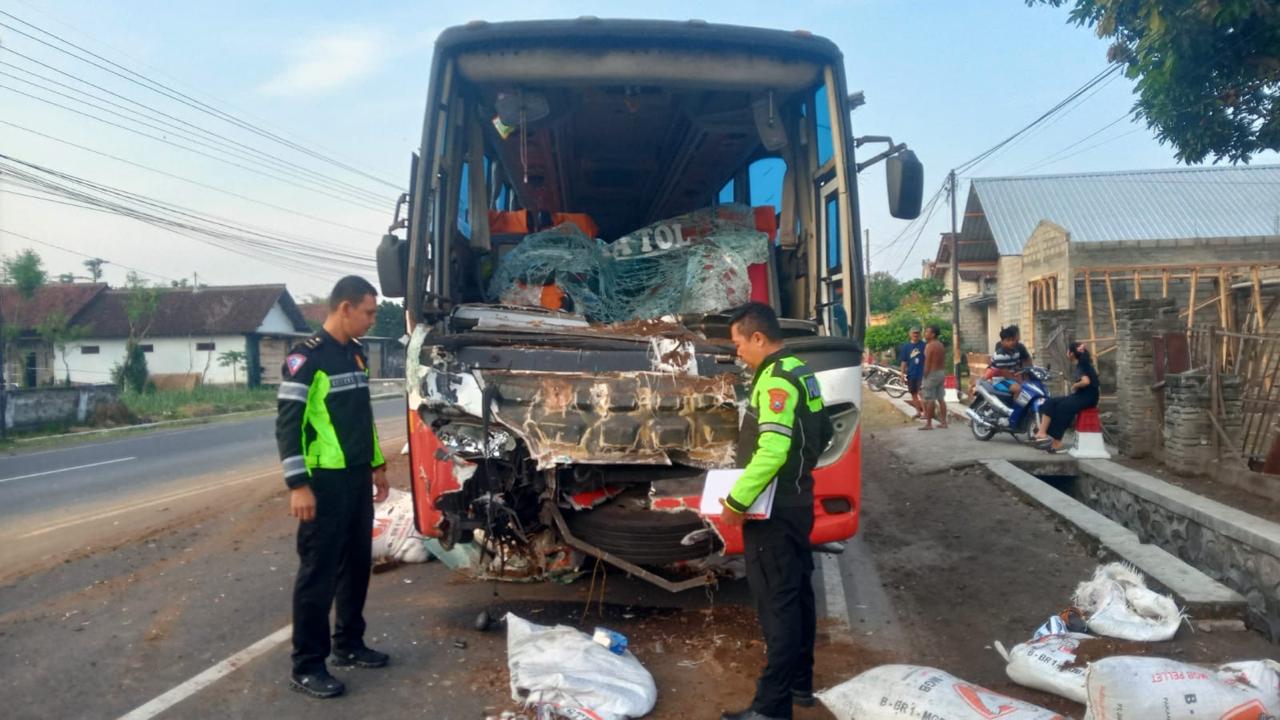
[1,0,1275,298]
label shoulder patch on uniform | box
[803,375,822,400]
[285,353,308,376]
[768,387,791,413]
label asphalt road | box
[0,398,406,522]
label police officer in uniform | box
[720,302,832,720]
[276,275,390,698]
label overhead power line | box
[0,82,389,214]
[1016,111,1136,174]
[0,119,380,235]
[0,226,176,282]
[0,154,377,280]
[955,64,1124,176]
[0,54,395,206]
[0,10,405,191]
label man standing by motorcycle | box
[919,326,947,430]
[897,327,926,419]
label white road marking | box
[116,625,292,720]
[18,436,407,538]
[0,456,137,484]
[819,552,851,627]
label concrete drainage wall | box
[1072,463,1280,638]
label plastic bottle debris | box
[592,627,628,655]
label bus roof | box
[434,18,842,65]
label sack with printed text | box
[1086,656,1280,720]
[816,665,1068,720]
[996,633,1091,704]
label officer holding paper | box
[719,302,832,720]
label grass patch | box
[120,386,277,422]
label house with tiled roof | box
[0,282,108,387]
[42,284,311,387]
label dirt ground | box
[1113,455,1280,523]
[858,392,1280,716]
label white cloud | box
[259,28,387,98]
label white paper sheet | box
[699,469,775,520]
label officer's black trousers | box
[292,467,373,675]
[743,503,816,720]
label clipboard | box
[699,469,775,520]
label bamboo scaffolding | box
[1105,271,1118,336]
[1084,272,1097,350]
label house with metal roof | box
[940,164,1280,358]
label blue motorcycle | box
[966,366,1050,442]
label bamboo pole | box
[1162,270,1170,298]
[1251,266,1265,331]
[1133,270,1141,299]
[1105,271,1118,336]
[1218,269,1231,366]
[1210,326,1221,459]
[1186,269,1199,333]
[1084,272,1097,350]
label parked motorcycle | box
[863,363,889,390]
[879,368,909,399]
[966,366,1051,442]
[865,364,908,398]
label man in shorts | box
[919,325,947,430]
[897,327,926,419]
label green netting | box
[488,204,769,323]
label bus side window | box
[457,161,472,240]
[717,178,735,205]
[814,84,834,167]
[825,195,841,270]
[748,157,785,215]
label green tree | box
[119,272,159,393]
[113,342,150,394]
[1029,0,1280,163]
[372,299,404,338]
[2,249,47,298]
[868,272,902,314]
[37,312,88,384]
[82,258,106,282]
[217,350,247,386]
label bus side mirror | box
[886,150,924,219]
[376,234,409,298]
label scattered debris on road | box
[504,613,657,720]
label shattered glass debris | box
[488,204,769,322]
[436,424,515,459]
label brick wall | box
[997,255,1024,333]
[1113,299,1175,458]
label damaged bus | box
[376,19,923,591]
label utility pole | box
[949,169,961,366]
[864,228,871,319]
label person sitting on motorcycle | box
[985,326,1032,400]
[1034,341,1099,452]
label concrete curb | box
[981,459,1246,619]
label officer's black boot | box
[289,670,345,699]
[792,689,816,707]
[330,646,389,668]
